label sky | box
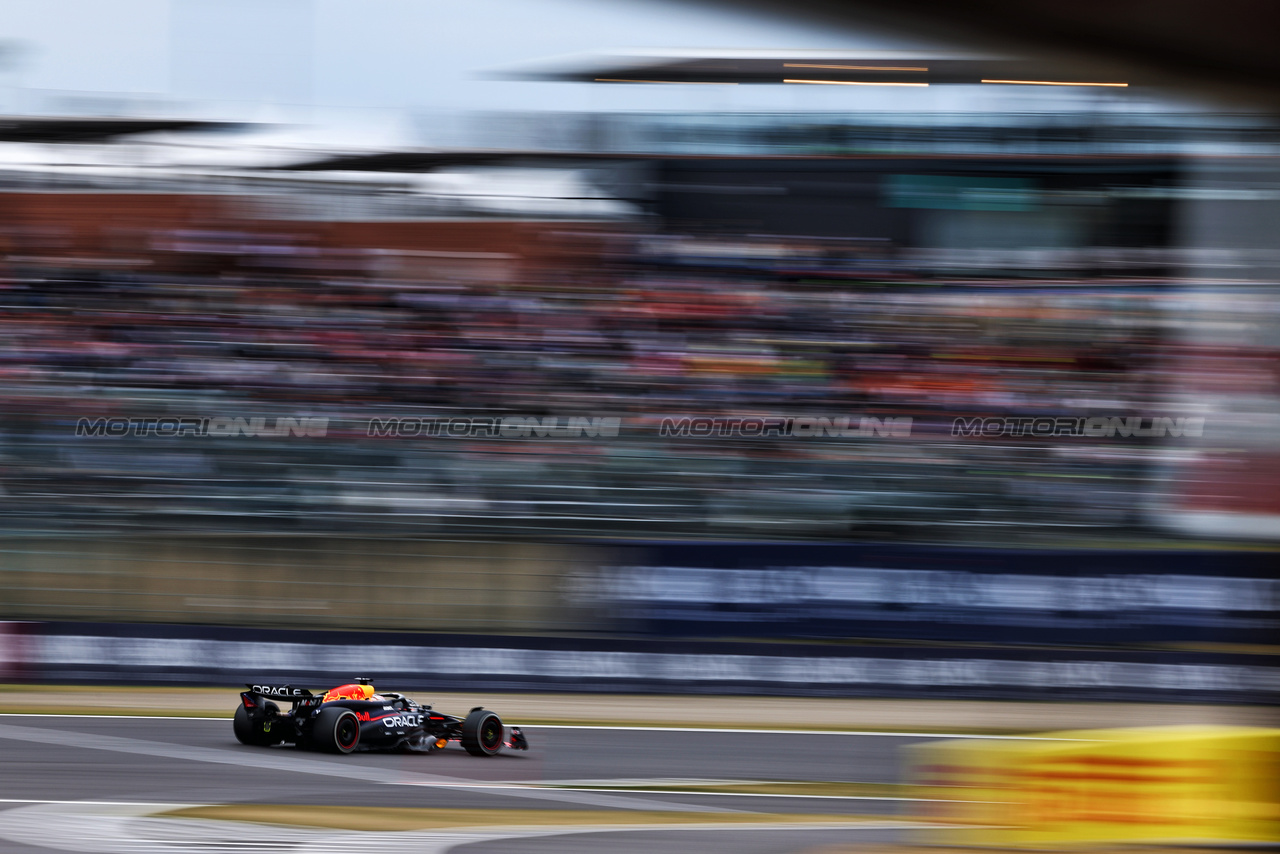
[0,0,1131,145]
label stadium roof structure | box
[692,0,1280,113]
[272,149,632,172]
[494,48,1138,89]
[0,116,242,143]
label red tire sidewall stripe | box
[339,712,359,750]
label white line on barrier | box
[0,714,227,720]
[0,799,182,806]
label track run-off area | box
[0,694,1271,854]
[0,711,1041,854]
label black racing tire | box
[314,706,361,754]
[233,703,280,746]
[233,704,256,745]
[461,709,504,757]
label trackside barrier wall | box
[0,537,1276,645]
[585,543,1280,645]
[909,726,1280,847]
[0,622,23,680]
[0,537,601,633]
[12,622,1280,704]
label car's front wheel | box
[460,709,504,756]
[313,707,361,754]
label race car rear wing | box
[243,684,313,699]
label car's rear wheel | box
[233,704,255,745]
[461,709,504,756]
[314,707,361,754]
[233,703,281,746]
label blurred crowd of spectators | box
[0,224,1271,542]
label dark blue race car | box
[233,678,528,756]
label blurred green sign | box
[885,174,1037,211]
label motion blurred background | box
[0,0,1276,716]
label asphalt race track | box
[0,714,951,854]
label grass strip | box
[548,781,920,798]
[161,805,883,831]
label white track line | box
[528,725,1084,739]
[0,800,949,854]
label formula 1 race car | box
[232,679,529,756]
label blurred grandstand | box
[0,109,1276,547]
